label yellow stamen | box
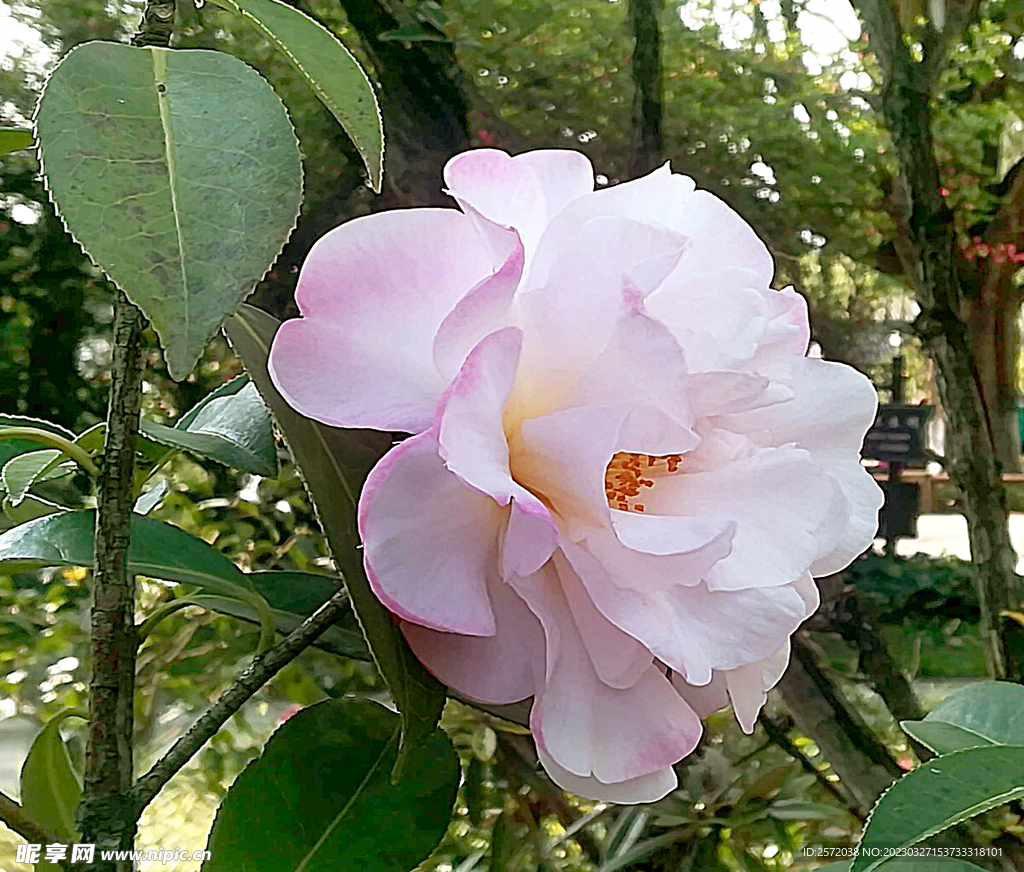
[604,452,684,512]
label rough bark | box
[629,0,663,177]
[853,0,1024,681]
[77,295,144,871]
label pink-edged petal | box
[402,576,544,704]
[671,672,730,719]
[358,430,500,635]
[721,358,883,574]
[563,540,808,685]
[511,563,702,783]
[515,219,690,415]
[561,300,700,453]
[444,149,550,256]
[646,282,772,373]
[577,514,734,597]
[536,744,679,804]
[515,405,625,532]
[437,327,558,576]
[639,445,834,591]
[432,237,525,383]
[672,190,773,286]
[724,642,791,732]
[686,370,793,418]
[513,149,595,219]
[553,549,652,689]
[269,209,494,432]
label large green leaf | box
[208,0,383,192]
[224,304,447,775]
[816,862,988,872]
[0,127,33,155]
[0,511,274,649]
[0,416,76,469]
[140,379,277,475]
[34,41,302,379]
[901,681,1024,754]
[851,746,1024,872]
[203,699,458,872]
[20,710,86,842]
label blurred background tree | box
[2,0,1024,869]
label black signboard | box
[863,404,934,463]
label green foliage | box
[140,378,278,477]
[902,681,1024,754]
[19,709,86,842]
[225,304,448,776]
[34,40,303,379]
[852,747,1024,872]
[207,0,383,191]
[818,862,989,872]
[845,552,979,620]
[0,127,33,156]
[0,510,277,651]
[202,698,459,872]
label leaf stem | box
[129,587,352,818]
[0,428,101,478]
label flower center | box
[604,452,683,513]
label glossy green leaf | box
[0,127,33,155]
[224,304,447,776]
[901,681,1024,754]
[35,41,302,379]
[851,746,1024,872]
[20,710,87,842]
[188,570,369,659]
[202,698,458,872]
[2,450,75,505]
[0,510,275,650]
[0,416,76,469]
[140,380,277,475]
[816,862,988,872]
[2,493,65,526]
[208,0,383,191]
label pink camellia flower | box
[268,149,883,803]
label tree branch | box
[129,587,353,818]
[78,292,144,870]
[0,790,64,848]
[629,0,663,177]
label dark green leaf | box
[2,493,65,526]
[901,681,1024,754]
[0,416,76,469]
[851,746,1024,872]
[189,569,369,659]
[202,698,458,872]
[2,450,75,505]
[206,0,383,191]
[35,41,302,379]
[20,710,86,842]
[140,381,277,475]
[0,127,33,155]
[0,511,275,648]
[224,305,447,776]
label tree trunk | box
[629,0,663,177]
[853,0,1024,681]
[963,275,1023,473]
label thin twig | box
[756,714,860,818]
[0,789,63,847]
[130,587,353,817]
